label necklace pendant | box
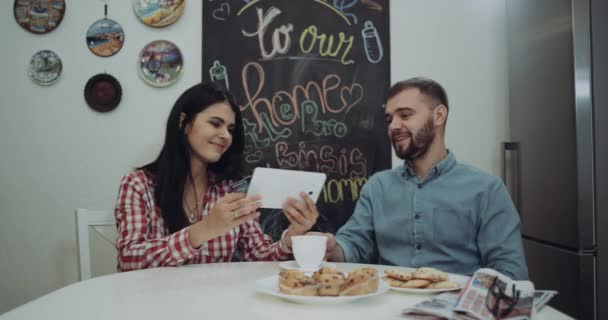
[189,214,197,224]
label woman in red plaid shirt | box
[115,83,319,271]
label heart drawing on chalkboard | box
[245,150,263,163]
[212,3,231,21]
[340,84,363,114]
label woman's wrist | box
[281,227,300,250]
[188,220,220,248]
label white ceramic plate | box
[385,271,470,294]
[28,50,62,86]
[255,275,390,304]
[278,260,336,273]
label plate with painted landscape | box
[86,18,125,57]
[14,0,66,34]
[132,0,185,28]
[28,49,62,86]
[138,40,183,87]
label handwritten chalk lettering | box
[299,25,354,65]
[243,118,269,148]
[319,145,337,173]
[332,0,359,24]
[275,142,367,176]
[241,62,276,131]
[349,147,366,177]
[301,100,348,138]
[271,90,302,125]
[244,100,347,145]
[275,142,299,167]
[241,62,363,132]
[321,177,368,203]
[301,100,323,135]
[242,7,293,59]
[277,101,295,121]
[242,115,292,149]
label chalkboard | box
[203,0,391,239]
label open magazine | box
[402,268,557,320]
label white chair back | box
[75,208,116,280]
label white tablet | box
[244,168,327,209]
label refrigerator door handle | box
[502,142,521,214]
[572,0,596,250]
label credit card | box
[228,176,251,193]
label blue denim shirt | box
[335,151,529,280]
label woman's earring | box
[179,112,187,129]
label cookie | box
[427,280,459,289]
[382,275,408,288]
[412,267,448,282]
[402,279,432,288]
[349,267,378,278]
[384,269,413,281]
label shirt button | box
[417,184,422,189]
[415,213,421,219]
[415,243,422,250]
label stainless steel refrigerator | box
[504,0,607,319]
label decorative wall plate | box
[86,18,125,57]
[14,0,66,34]
[132,0,185,28]
[28,49,62,86]
[84,73,122,112]
[138,40,183,87]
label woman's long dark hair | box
[140,83,245,233]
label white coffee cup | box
[291,235,326,270]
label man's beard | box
[394,116,435,161]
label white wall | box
[390,1,510,173]
[0,0,508,313]
[0,0,202,313]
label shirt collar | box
[402,150,456,179]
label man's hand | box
[305,231,344,262]
[282,192,320,248]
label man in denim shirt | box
[321,77,528,280]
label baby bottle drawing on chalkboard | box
[209,60,229,89]
[361,21,383,63]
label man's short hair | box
[386,77,449,111]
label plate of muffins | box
[255,267,390,304]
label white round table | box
[1,262,571,320]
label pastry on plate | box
[340,268,379,296]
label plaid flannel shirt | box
[115,170,291,271]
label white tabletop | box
[1,262,571,320]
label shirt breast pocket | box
[432,207,475,245]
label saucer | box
[278,260,336,273]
